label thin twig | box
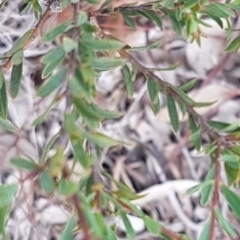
[2,7,53,73]
[209,139,221,240]
[72,194,91,240]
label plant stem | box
[2,7,53,73]
[209,139,221,240]
[72,194,91,240]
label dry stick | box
[209,140,221,240]
[2,7,53,74]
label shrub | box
[1,0,240,239]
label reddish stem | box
[209,140,221,240]
[72,194,91,240]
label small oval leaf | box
[10,157,38,171]
[122,65,134,97]
[37,68,66,97]
[10,63,23,99]
[91,57,125,71]
[0,79,8,119]
[167,95,179,132]
[42,21,70,42]
[220,184,240,220]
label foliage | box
[1,0,240,239]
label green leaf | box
[60,217,75,240]
[37,68,66,97]
[170,85,195,105]
[82,131,122,148]
[10,63,23,98]
[119,211,136,240]
[203,2,234,19]
[82,38,125,52]
[10,157,38,171]
[42,21,70,42]
[40,132,59,163]
[64,113,79,136]
[33,100,55,126]
[167,95,179,132]
[138,10,162,29]
[193,100,217,108]
[0,184,18,208]
[6,29,33,56]
[0,69,4,89]
[188,115,201,151]
[208,120,229,130]
[58,180,78,196]
[91,57,125,71]
[214,208,237,237]
[184,0,198,9]
[185,180,213,196]
[41,46,65,64]
[69,75,93,101]
[112,189,145,200]
[0,204,11,237]
[151,98,160,115]
[147,79,160,115]
[226,36,240,53]
[147,79,159,104]
[200,165,215,206]
[126,40,161,52]
[224,162,239,186]
[90,103,122,119]
[163,0,174,8]
[177,100,186,117]
[100,0,113,9]
[40,170,55,192]
[41,46,66,79]
[20,2,31,15]
[71,139,92,168]
[122,12,135,30]
[149,62,178,71]
[63,37,77,53]
[0,79,8,119]
[144,216,160,235]
[179,78,197,91]
[10,50,23,65]
[186,183,202,196]
[49,147,65,177]
[94,212,106,237]
[222,122,240,132]
[167,10,181,36]
[73,97,100,129]
[220,184,240,220]
[122,65,134,97]
[32,0,42,13]
[105,226,118,240]
[197,219,210,240]
[200,180,213,206]
[77,11,88,26]
[83,208,102,237]
[0,118,17,131]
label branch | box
[209,139,221,240]
[72,194,91,240]
[91,4,157,16]
[2,7,53,73]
